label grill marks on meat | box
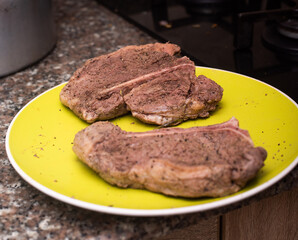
[60,43,223,125]
[73,118,267,198]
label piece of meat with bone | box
[73,117,267,198]
[60,43,223,126]
[124,71,223,126]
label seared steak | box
[73,118,267,198]
[60,43,223,125]
[124,69,223,125]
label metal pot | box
[0,0,56,77]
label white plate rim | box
[5,66,298,217]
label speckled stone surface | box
[0,0,297,239]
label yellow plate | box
[6,67,298,216]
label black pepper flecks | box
[0,0,296,239]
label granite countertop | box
[0,0,297,239]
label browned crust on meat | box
[73,118,266,198]
[60,43,223,125]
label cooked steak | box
[124,72,223,125]
[73,118,267,198]
[60,43,223,125]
